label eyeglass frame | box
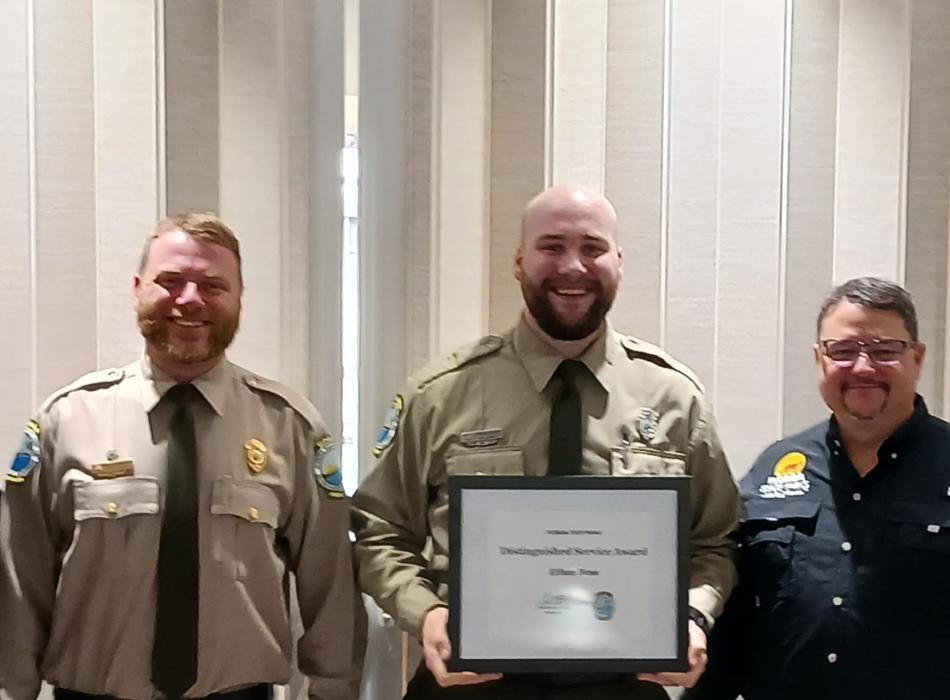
[817,337,918,366]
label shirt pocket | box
[445,446,524,476]
[611,446,686,475]
[740,498,820,602]
[71,477,161,576]
[887,502,950,605]
[210,477,281,581]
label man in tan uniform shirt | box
[0,214,366,700]
[352,185,739,699]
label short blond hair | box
[139,212,243,284]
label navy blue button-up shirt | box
[688,397,950,700]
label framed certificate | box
[447,475,690,674]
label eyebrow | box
[535,233,609,243]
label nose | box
[850,351,876,373]
[176,281,205,307]
[557,250,586,275]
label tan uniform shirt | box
[0,356,366,700]
[352,318,739,638]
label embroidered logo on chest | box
[758,451,811,499]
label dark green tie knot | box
[164,383,200,408]
[555,359,586,387]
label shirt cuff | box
[399,590,447,638]
[689,583,724,628]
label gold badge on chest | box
[245,438,268,473]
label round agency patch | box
[372,394,405,458]
[6,420,40,484]
[314,436,345,498]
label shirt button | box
[890,452,898,459]
[832,596,844,607]
[249,507,260,521]
[841,541,852,552]
[834,439,841,447]
[828,653,838,663]
[852,492,862,502]
[833,450,840,456]
[105,502,119,516]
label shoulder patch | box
[41,367,125,411]
[313,436,345,498]
[620,336,705,393]
[242,373,322,429]
[6,419,40,484]
[411,334,505,392]
[373,394,404,457]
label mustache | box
[843,381,889,390]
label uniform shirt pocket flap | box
[888,501,950,529]
[74,477,160,521]
[625,450,686,475]
[742,499,820,545]
[889,502,950,553]
[211,478,280,527]
[445,447,524,475]
[743,497,820,523]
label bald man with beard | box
[352,185,740,699]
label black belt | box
[54,684,271,700]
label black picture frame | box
[447,474,691,675]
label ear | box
[616,245,624,278]
[133,275,143,309]
[912,342,926,371]
[513,247,525,282]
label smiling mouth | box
[170,319,207,328]
[551,288,590,297]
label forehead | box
[143,229,239,278]
[524,205,614,244]
[820,301,910,338]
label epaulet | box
[241,371,322,428]
[40,367,126,411]
[411,334,505,392]
[619,335,706,393]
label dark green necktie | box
[152,383,200,698]
[548,360,585,476]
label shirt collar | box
[512,314,621,393]
[140,352,231,416]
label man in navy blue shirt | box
[688,276,950,700]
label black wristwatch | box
[688,606,710,636]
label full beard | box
[137,305,240,366]
[521,278,615,341]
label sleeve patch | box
[372,394,404,458]
[314,436,345,498]
[6,419,40,484]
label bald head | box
[521,185,618,243]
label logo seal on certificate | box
[447,475,690,675]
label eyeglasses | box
[818,338,916,366]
